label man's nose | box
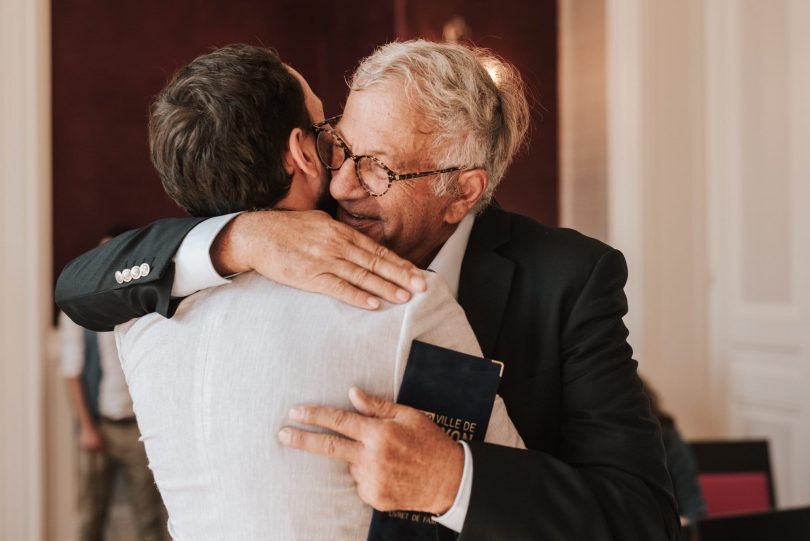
[329,159,367,201]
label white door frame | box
[0,0,51,538]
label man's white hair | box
[349,39,530,213]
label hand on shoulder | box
[211,210,428,310]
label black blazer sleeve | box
[54,217,207,331]
[460,250,679,540]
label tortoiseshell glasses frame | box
[312,115,469,197]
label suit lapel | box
[457,206,514,359]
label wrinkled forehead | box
[339,83,435,165]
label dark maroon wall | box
[52,0,395,281]
[52,0,557,285]
[398,0,559,226]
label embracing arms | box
[55,210,426,331]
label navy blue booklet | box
[366,340,503,541]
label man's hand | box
[211,211,427,310]
[278,387,464,515]
[79,423,103,451]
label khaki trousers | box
[77,419,166,541]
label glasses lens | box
[357,157,391,196]
[316,129,345,170]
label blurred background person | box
[642,378,707,527]
[58,228,167,541]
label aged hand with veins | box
[211,210,427,309]
[278,387,465,515]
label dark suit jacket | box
[456,205,677,540]
[55,205,679,540]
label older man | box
[56,40,679,540]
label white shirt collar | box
[427,213,476,299]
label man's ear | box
[286,127,320,179]
[443,169,488,224]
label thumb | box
[349,387,399,419]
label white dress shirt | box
[165,212,494,534]
[171,213,237,298]
[59,311,135,420]
[423,213,477,530]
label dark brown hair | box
[149,44,310,217]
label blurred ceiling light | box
[443,15,471,44]
[482,59,503,86]
[442,15,501,86]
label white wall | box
[628,0,715,437]
[561,0,810,508]
[705,0,810,507]
[603,0,716,437]
[0,0,51,538]
[559,0,608,243]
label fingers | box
[278,427,361,463]
[340,226,417,272]
[325,259,410,306]
[335,226,427,291]
[289,404,370,440]
[311,274,382,310]
[349,387,400,419]
[238,210,428,309]
[340,244,427,303]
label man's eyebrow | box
[331,128,355,151]
[365,149,394,161]
[334,125,395,162]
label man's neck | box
[424,214,476,298]
[414,224,459,270]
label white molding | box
[0,0,51,538]
[706,0,810,506]
[605,0,645,358]
[704,0,739,438]
[788,0,810,506]
[558,0,608,242]
[737,408,796,506]
[45,325,79,539]
[729,351,806,413]
[605,0,717,437]
[789,0,810,320]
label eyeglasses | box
[312,115,468,197]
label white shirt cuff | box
[433,440,472,533]
[170,213,241,298]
